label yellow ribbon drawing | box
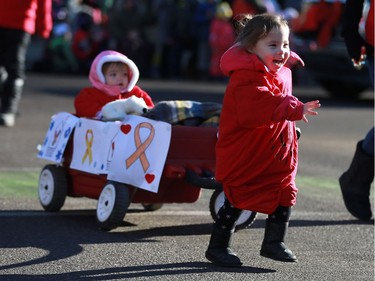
[126,122,155,172]
[82,129,94,164]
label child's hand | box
[302,100,321,123]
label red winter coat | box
[0,0,52,38]
[71,29,99,61]
[209,18,235,77]
[216,45,305,214]
[365,0,374,46]
[291,1,343,48]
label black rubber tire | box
[96,181,130,231]
[38,164,68,212]
[209,189,257,232]
[142,203,163,211]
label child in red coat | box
[205,13,320,267]
[74,50,154,120]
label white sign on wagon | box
[37,112,79,163]
[107,115,172,193]
[70,118,121,174]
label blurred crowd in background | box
[28,0,346,81]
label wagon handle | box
[185,169,223,190]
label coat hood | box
[220,44,304,76]
[89,50,139,97]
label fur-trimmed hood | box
[220,44,304,77]
[89,50,139,97]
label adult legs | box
[0,27,31,127]
[339,128,374,220]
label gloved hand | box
[101,96,148,121]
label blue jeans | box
[366,55,374,86]
[362,127,374,156]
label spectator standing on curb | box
[193,0,217,80]
[0,0,53,127]
[209,1,235,80]
[339,0,374,221]
[71,0,106,73]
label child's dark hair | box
[235,13,289,50]
[102,61,127,75]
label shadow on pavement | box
[0,262,275,281]
[0,209,373,272]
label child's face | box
[104,63,129,87]
[250,26,290,73]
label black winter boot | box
[260,219,297,262]
[205,225,242,267]
[339,141,373,220]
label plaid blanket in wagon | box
[144,100,221,127]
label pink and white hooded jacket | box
[216,45,305,214]
[74,50,154,118]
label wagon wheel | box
[209,189,257,232]
[96,181,130,231]
[142,203,163,211]
[38,164,68,212]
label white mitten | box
[101,96,148,121]
[122,95,148,115]
[101,99,127,121]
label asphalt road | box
[0,73,374,281]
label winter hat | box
[89,50,139,97]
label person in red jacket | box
[209,2,236,80]
[205,14,320,267]
[0,0,52,127]
[74,50,154,120]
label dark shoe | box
[260,220,297,262]
[205,225,242,267]
[260,241,297,262]
[205,247,242,267]
[339,141,373,220]
[0,113,15,127]
[339,189,372,220]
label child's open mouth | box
[273,59,284,67]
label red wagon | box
[38,125,257,231]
